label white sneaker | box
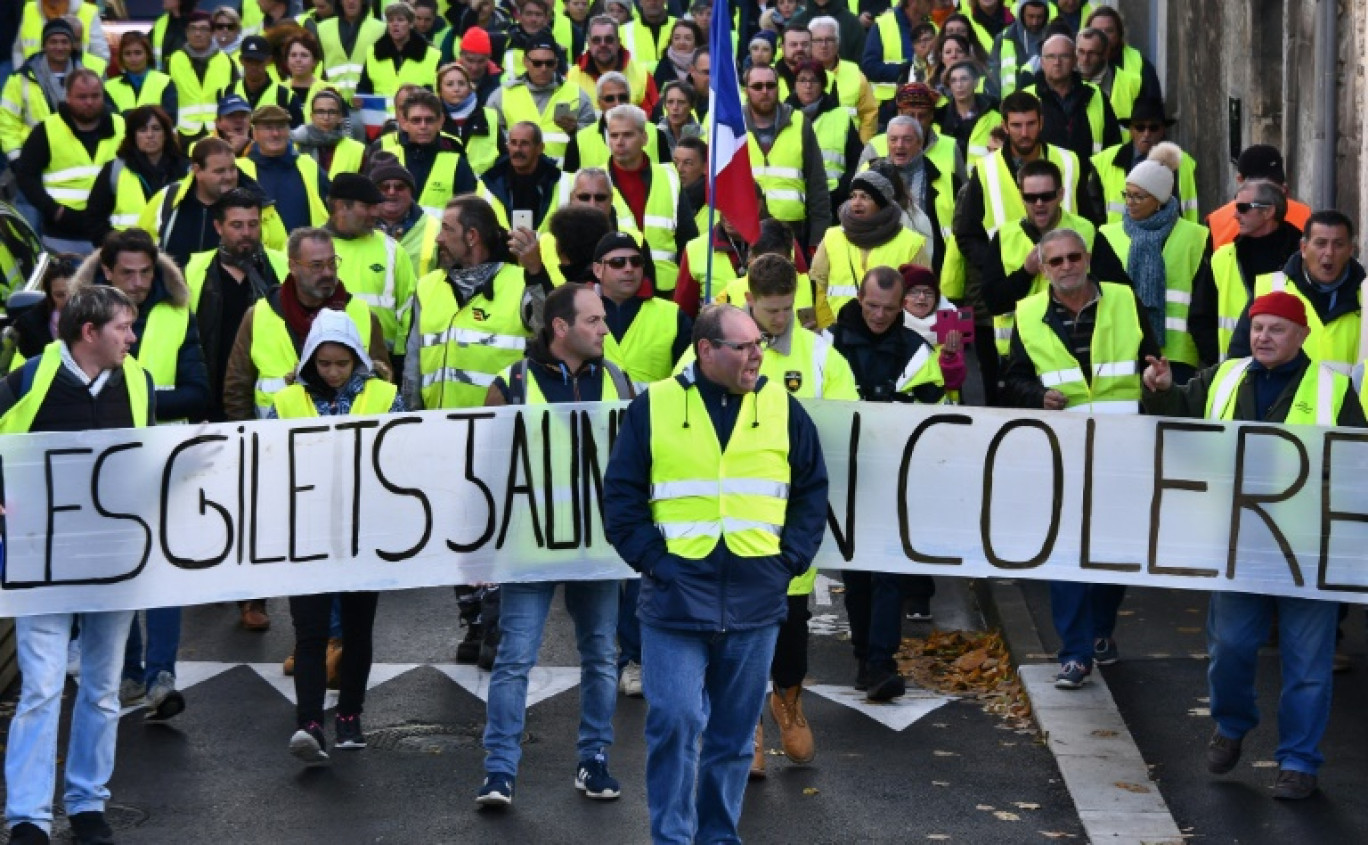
[618,662,643,698]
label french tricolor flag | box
[706,0,761,256]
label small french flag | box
[355,94,390,141]
[706,0,761,247]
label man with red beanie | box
[1142,290,1365,801]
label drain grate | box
[365,722,486,753]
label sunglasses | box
[1045,252,1085,268]
[576,192,610,202]
[526,57,557,69]
[590,36,617,45]
[1235,201,1273,214]
[1129,122,1163,133]
[1021,190,1057,204]
[600,93,629,104]
[600,255,644,269]
[213,23,238,31]
[748,81,778,90]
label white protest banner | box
[2,402,1367,617]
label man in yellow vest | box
[13,67,123,255]
[1,17,102,173]
[1226,211,1365,372]
[806,16,877,142]
[223,35,298,123]
[474,283,635,808]
[326,172,417,356]
[1194,180,1302,362]
[983,159,1098,358]
[316,0,385,99]
[481,121,564,231]
[1085,6,1161,102]
[243,105,331,233]
[563,72,666,172]
[356,1,441,118]
[618,0,675,73]
[988,0,1049,99]
[1143,290,1365,801]
[952,89,1104,405]
[604,302,828,845]
[603,104,696,296]
[186,188,287,423]
[1020,33,1120,161]
[592,231,691,389]
[859,0,932,106]
[166,11,239,145]
[567,16,659,114]
[366,89,483,216]
[371,157,443,279]
[402,194,544,410]
[1074,26,1142,130]
[487,33,596,165]
[1002,227,1158,689]
[13,0,108,68]
[0,285,153,845]
[743,63,832,254]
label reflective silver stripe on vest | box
[43,165,103,184]
[766,189,803,203]
[811,336,829,397]
[1164,316,1189,333]
[655,518,784,540]
[827,284,858,298]
[355,292,395,309]
[44,188,94,201]
[1268,271,1286,292]
[1166,290,1192,306]
[1040,367,1084,388]
[651,479,790,500]
[325,63,362,77]
[1182,197,1200,213]
[1208,358,1253,416]
[993,325,1014,341]
[894,344,933,391]
[420,367,499,389]
[755,166,803,180]
[643,214,677,230]
[1064,400,1138,414]
[1317,365,1335,426]
[1106,201,1125,216]
[110,214,140,227]
[420,327,527,351]
[984,161,1007,237]
[1217,316,1239,331]
[543,131,571,146]
[1093,361,1136,379]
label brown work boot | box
[240,600,270,631]
[770,684,815,764]
[326,638,344,690]
[749,722,766,780]
[282,650,295,676]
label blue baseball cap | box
[217,95,251,118]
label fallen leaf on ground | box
[1091,729,1117,738]
[1114,781,1151,794]
[933,750,959,757]
[803,787,819,795]
[931,781,950,787]
[896,629,1034,732]
[1013,802,1041,810]
[976,804,995,811]
[1251,760,1278,768]
[927,835,951,841]
[994,811,1021,821]
[1039,832,1076,839]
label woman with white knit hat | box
[1093,141,1218,385]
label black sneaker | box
[1206,730,1242,774]
[1272,768,1318,800]
[68,811,114,845]
[289,721,331,767]
[476,772,515,807]
[456,623,483,664]
[7,822,51,844]
[865,665,907,702]
[575,753,622,800]
[145,671,185,722]
[1094,637,1120,667]
[478,626,501,671]
[335,713,366,749]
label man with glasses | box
[805,17,877,142]
[743,63,831,256]
[1073,27,1140,127]
[982,159,1097,362]
[1019,33,1120,161]
[593,230,691,389]
[1001,227,1158,690]
[225,224,391,421]
[567,16,658,115]
[489,33,595,164]
[564,72,664,171]
[861,0,933,104]
[1206,144,1312,249]
[482,121,562,231]
[825,265,945,702]
[605,302,828,845]
[1196,180,1303,360]
[1091,98,1197,225]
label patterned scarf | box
[1122,196,1180,343]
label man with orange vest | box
[1206,144,1313,250]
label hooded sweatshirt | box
[268,307,405,416]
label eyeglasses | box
[811,36,837,44]
[1020,190,1057,205]
[711,338,767,353]
[313,108,341,117]
[600,93,629,104]
[407,115,439,124]
[576,192,610,202]
[906,288,937,300]
[600,255,644,269]
[526,57,557,69]
[589,36,617,45]
[1235,201,1273,214]
[1044,252,1085,268]
[213,23,238,31]
[1120,190,1153,204]
[291,257,340,272]
[748,81,778,90]
[1129,122,1163,133]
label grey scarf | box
[31,58,70,109]
[448,261,504,302]
[291,124,350,156]
[1122,196,1180,343]
[838,203,905,250]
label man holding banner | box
[1143,290,1365,801]
[1003,227,1159,690]
[0,286,154,845]
[604,304,828,844]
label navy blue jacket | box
[604,369,829,633]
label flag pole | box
[704,88,720,307]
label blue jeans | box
[122,607,182,686]
[1049,581,1128,665]
[5,610,135,834]
[641,622,778,845]
[482,580,619,776]
[842,570,904,668]
[618,578,641,667]
[1208,592,1338,774]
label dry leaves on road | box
[897,629,1033,731]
